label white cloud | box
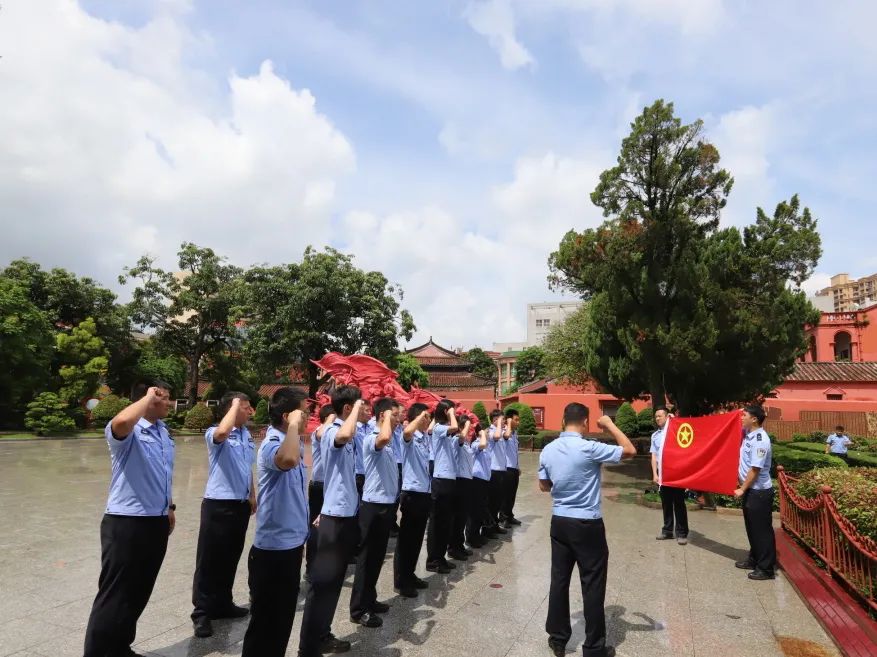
[800,272,832,296]
[0,0,354,284]
[464,0,535,71]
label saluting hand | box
[597,415,614,431]
[289,409,306,431]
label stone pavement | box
[0,439,841,657]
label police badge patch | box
[757,448,766,458]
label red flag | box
[660,411,742,495]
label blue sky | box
[2,0,875,348]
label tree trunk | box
[307,362,319,399]
[187,349,202,406]
[648,371,665,412]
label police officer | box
[538,403,636,657]
[191,392,256,638]
[486,410,508,535]
[426,400,461,572]
[241,387,310,657]
[393,403,432,598]
[826,425,852,463]
[298,386,363,657]
[83,380,176,657]
[306,404,336,577]
[501,408,522,527]
[349,397,400,627]
[649,406,688,545]
[390,400,405,537]
[734,405,776,580]
[449,416,474,559]
[466,424,491,548]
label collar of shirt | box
[136,417,166,435]
[745,428,765,441]
[558,431,583,440]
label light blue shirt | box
[432,424,458,480]
[392,425,405,464]
[826,434,852,455]
[649,426,667,475]
[455,439,474,479]
[321,419,359,517]
[471,441,491,480]
[253,427,309,550]
[739,428,773,490]
[538,432,623,519]
[311,429,325,483]
[362,429,399,504]
[104,418,175,516]
[204,425,255,500]
[402,430,432,493]
[506,430,519,469]
[488,426,507,471]
[354,422,366,476]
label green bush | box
[504,402,537,436]
[253,398,269,424]
[614,402,638,436]
[185,403,215,432]
[472,402,489,427]
[636,407,655,436]
[91,395,131,426]
[845,451,877,468]
[786,442,828,454]
[808,431,828,442]
[25,392,76,436]
[535,430,560,448]
[852,436,877,453]
[794,468,877,542]
[772,444,847,475]
[164,408,187,430]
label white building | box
[493,301,584,353]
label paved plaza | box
[0,439,840,657]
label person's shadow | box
[568,605,659,652]
[686,530,749,563]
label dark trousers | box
[191,498,251,620]
[299,514,357,655]
[501,467,520,520]
[241,545,303,657]
[488,470,506,523]
[83,514,169,657]
[658,486,688,538]
[426,477,456,565]
[451,477,473,551]
[743,488,777,573]
[467,477,491,542]
[394,490,431,587]
[306,481,324,574]
[546,516,609,657]
[356,473,365,499]
[392,463,403,527]
[350,502,394,618]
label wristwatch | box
[169,504,177,511]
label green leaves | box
[394,353,429,391]
[514,346,547,386]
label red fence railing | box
[777,466,877,611]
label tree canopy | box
[514,346,547,386]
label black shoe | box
[748,570,775,580]
[371,601,390,614]
[442,559,457,569]
[426,561,452,574]
[493,526,509,535]
[506,517,522,526]
[468,538,486,548]
[212,603,249,619]
[463,547,474,556]
[193,617,213,638]
[412,577,429,589]
[389,526,399,538]
[351,611,383,627]
[319,633,351,653]
[735,560,756,570]
[655,534,674,540]
[482,530,499,539]
[395,585,418,598]
[447,549,470,561]
[547,638,565,657]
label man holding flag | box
[649,407,688,545]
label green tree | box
[240,247,416,397]
[472,401,489,427]
[185,403,215,432]
[614,402,638,436]
[465,347,497,381]
[135,340,187,397]
[514,346,547,386]
[504,402,537,435]
[0,279,54,427]
[121,243,243,405]
[394,353,429,391]
[202,351,262,402]
[25,392,76,435]
[56,317,109,410]
[253,398,269,424]
[637,407,655,436]
[548,100,821,414]
[91,394,131,426]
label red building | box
[801,303,877,362]
[406,338,498,411]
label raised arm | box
[212,398,241,443]
[375,408,393,449]
[447,406,460,435]
[597,415,637,459]
[335,400,363,444]
[275,410,305,470]
[110,387,165,439]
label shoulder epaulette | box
[268,437,280,442]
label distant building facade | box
[815,273,877,312]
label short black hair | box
[331,385,361,415]
[407,403,429,422]
[218,391,250,418]
[504,407,520,419]
[562,402,589,426]
[835,425,844,432]
[654,406,669,415]
[131,379,171,402]
[489,409,503,421]
[744,405,766,425]
[269,387,308,428]
[372,397,396,419]
[318,403,335,423]
[434,399,455,424]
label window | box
[834,331,853,361]
[601,402,621,418]
[535,319,543,327]
[827,393,843,401]
[543,319,551,327]
[532,407,545,429]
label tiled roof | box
[517,378,552,393]
[786,362,877,383]
[259,383,308,398]
[416,356,472,368]
[183,380,211,398]
[426,371,496,390]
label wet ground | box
[0,439,840,657]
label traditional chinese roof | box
[517,378,552,394]
[182,379,211,399]
[785,362,877,383]
[407,337,472,369]
[258,383,308,398]
[426,371,496,390]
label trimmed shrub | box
[253,398,269,424]
[535,430,560,448]
[472,402,489,428]
[91,395,131,426]
[164,408,187,430]
[614,402,638,437]
[794,468,877,542]
[25,392,76,436]
[504,402,537,436]
[785,442,829,454]
[185,403,215,432]
[772,444,847,475]
[636,407,655,436]
[845,451,877,468]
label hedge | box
[785,442,830,454]
[771,444,847,475]
[91,394,131,425]
[794,467,877,542]
[185,403,215,432]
